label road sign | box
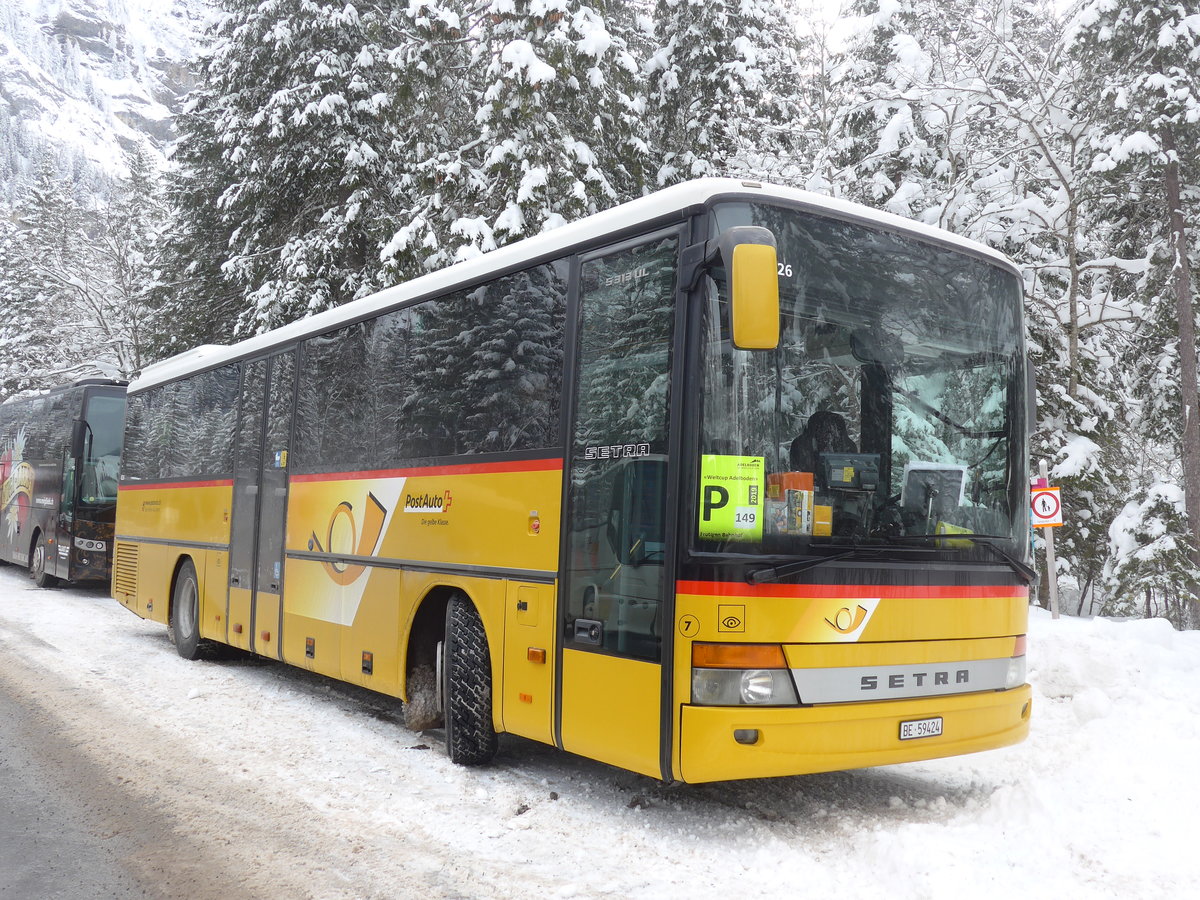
[1030,486,1062,527]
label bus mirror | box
[715,226,780,350]
[70,418,87,457]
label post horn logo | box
[826,604,870,634]
[309,492,388,586]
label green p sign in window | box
[698,455,764,542]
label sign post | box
[1031,459,1062,619]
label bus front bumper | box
[677,684,1032,783]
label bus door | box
[227,351,295,658]
[558,233,679,779]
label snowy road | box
[1,566,1197,899]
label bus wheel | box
[29,533,58,588]
[170,560,203,660]
[443,595,498,766]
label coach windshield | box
[695,202,1028,560]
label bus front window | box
[79,393,126,507]
[696,203,1027,558]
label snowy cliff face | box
[0,0,209,191]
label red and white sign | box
[1030,486,1063,528]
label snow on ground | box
[1,565,1198,898]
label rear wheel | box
[169,560,203,660]
[29,532,58,588]
[443,595,498,766]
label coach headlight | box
[74,537,107,552]
[691,643,799,706]
[1006,635,1028,689]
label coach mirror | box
[71,418,88,458]
[719,225,780,351]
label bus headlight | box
[1005,634,1027,689]
[691,642,799,706]
[74,537,107,552]
[692,668,799,706]
[1005,655,1027,689]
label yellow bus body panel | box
[560,648,660,777]
[678,685,1031,783]
[113,482,232,627]
[500,581,556,745]
[672,581,1030,782]
[116,464,562,732]
[117,483,232,548]
[285,464,561,581]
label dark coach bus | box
[0,378,127,586]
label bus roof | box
[1,377,127,407]
[131,178,1018,393]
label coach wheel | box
[442,594,498,766]
[30,532,58,588]
[170,559,203,660]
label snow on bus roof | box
[131,178,1016,393]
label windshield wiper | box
[891,533,1036,585]
[895,386,1005,439]
[747,548,885,584]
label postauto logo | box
[403,490,453,513]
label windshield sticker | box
[698,455,764,542]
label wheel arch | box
[402,585,456,702]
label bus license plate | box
[899,716,943,740]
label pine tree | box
[1072,1,1200,626]
[376,0,484,276]
[469,0,634,246]
[1105,483,1200,628]
[161,0,410,339]
[645,0,797,186]
[102,145,166,374]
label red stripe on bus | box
[119,479,234,491]
[675,580,1029,600]
[290,457,564,483]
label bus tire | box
[443,595,498,766]
[169,559,204,660]
[29,532,58,588]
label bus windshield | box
[697,202,1027,555]
[80,392,125,507]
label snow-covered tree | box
[0,157,147,388]
[376,0,484,276]
[1072,1,1200,627]
[1106,483,1200,629]
[645,0,799,186]
[472,0,636,244]
[163,0,410,338]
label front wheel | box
[169,559,204,660]
[29,533,58,588]
[443,595,498,766]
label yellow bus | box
[112,179,1032,782]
